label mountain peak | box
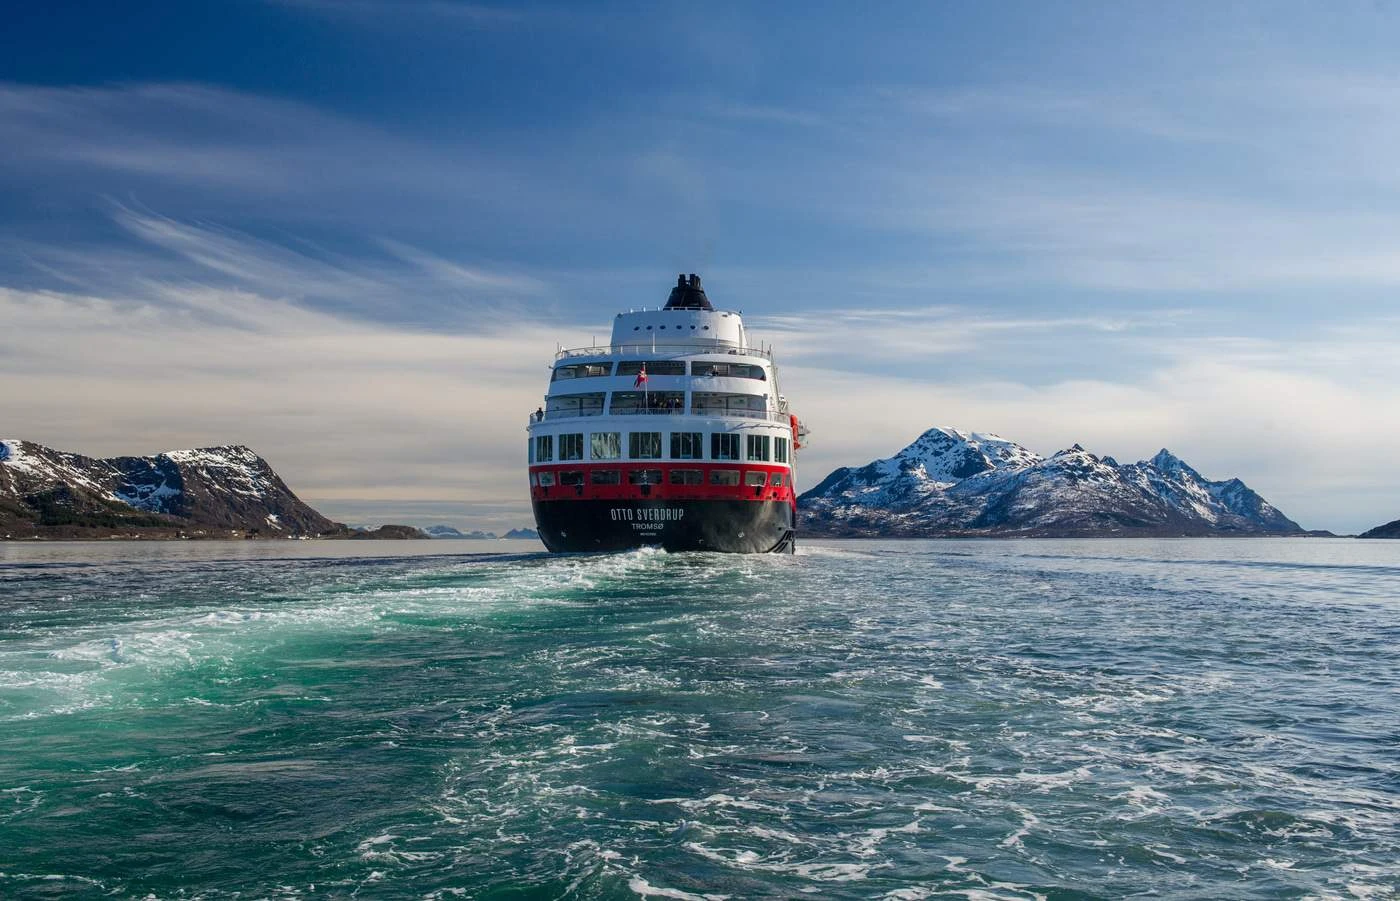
[1147,448,1204,481]
[1151,448,1183,468]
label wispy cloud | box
[3,203,552,329]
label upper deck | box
[530,273,792,428]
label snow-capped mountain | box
[1,439,342,537]
[799,427,1302,537]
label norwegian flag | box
[633,365,648,388]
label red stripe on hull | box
[528,462,795,508]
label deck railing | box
[555,342,773,361]
[529,408,789,425]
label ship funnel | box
[664,271,714,310]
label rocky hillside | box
[1,439,415,539]
[1359,518,1400,539]
[799,427,1303,538]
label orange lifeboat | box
[790,414,806,450]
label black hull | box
[532,499,795,554]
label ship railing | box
[554,342,773,361]
[530,409,790,425]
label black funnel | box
[663,273,713,311]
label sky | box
[3,1,1400,534]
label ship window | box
[628,432,662,459]
[552,363,610,381]
[546,392,605,417]
[559,433,584,460]
[670,432,704,459]
[529,472,538,486]
[770,472,784,486]
[746,434,771,461]
[775,437,789,463]
[617,360,686,376]
[560,471,585,486]
[611,391,685,414]
[527,438,533,464]
[694,362,765,379]
[692,392,767,418]
[669,469,703,485]
[744,471,767,487]
[627,469,663,485]
[709,469,740,486]
[537,471,556,486]
[590,469,621,485]
[590,432,621,460]
[711,433,740,461]
[534,435,554,463]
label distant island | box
[1359,518,1400,539]
[0,439,426,540]
[800,427,1319,538]
[423,525,540,540]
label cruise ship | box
[527,274,805,553]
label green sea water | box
[1,538,1398,899]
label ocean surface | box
[1,538,1398,900]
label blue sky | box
[4,2,1400,533]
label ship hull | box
[532,498,795,554]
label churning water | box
[1,538,1398,899]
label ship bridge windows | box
[628,432,662,459]
[610,391,685,414]
[693,362,766,380]
[590,432,622,460]
[534,435,553,462]
[617,360,686,376]
[559,433,584,461]
[546,393,605,418]
[671,432,704,460]
[746,434,771,462]
[711,433,740,461]
[692,392,767,418]
[552,363,612,381]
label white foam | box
[627,876,729,901]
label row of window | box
[545,391,768,417]
[533,469,786,488]
[553,360,766,381]
[531,432,790,463]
